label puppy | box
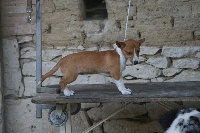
[159,108,200,133]
[38,38,145,96]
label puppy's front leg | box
[114,78,132,95]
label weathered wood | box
[31,82,200,104]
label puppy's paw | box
[64,89,74,96]
[121,88,132,95]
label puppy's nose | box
[134,61,138,65]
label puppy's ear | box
[138,38,145,46]
[116,41,125,49]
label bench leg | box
[60,104,72,133]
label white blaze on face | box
[133,48,139,63]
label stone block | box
[173,58,200,69]
[87,103,146,121]
[194,31,200,40]
[123,65,162,79]
[22,61,62,76]
[146,57,170,68]
[51,21,83,34]
[5,98,58,133]
[38,33,84,46]
[3,39,24,97]
[18,36,33,44]
[196,52,200,58]
[162,68,182,77]
[139,46,160,55]
[103,120,162,133]
[162,46,200,58]
[166,70,200,82]
[42,49,63,61]
[83,21,101,34]
[81,103,100,110]
[42,0,55,13]
[151,77,165,82]
[23,77,36,96]
[72,111,91,133]
[1,16,27,26]
[20,47,36,60]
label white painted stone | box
[22,61,62,76]
[18,36,32,43]
[166,70,200,82]
[162,46,200,58]
[162,68,182,77]
[146,57,170,68]
[99,46,112,51]
[151,77,165,82]
[62,50,78,58]
[23,77,36,96]
[42,77,61,86]
[123,65,162,79]
[195,52,200,58]
[42,49,63,61]
[3,39,24,97]
[88,74,107,84]
[83,20,101,33]
[139,46,160,55]
[20,47,36,59]
[86,46,98,51]
[173,58,200,69]
[5,99,58,133]
[71,74,107,85]
[124,79,150,83]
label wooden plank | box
[31,82,200,104]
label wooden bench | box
[31,82,200,133]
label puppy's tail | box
[37,61,61,85]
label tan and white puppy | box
[38,38,145,96]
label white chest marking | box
[116,47,127,73]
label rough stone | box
[81,103,100,110]
[173,58,200,69]
[5,99,58,133]
[166,70,200,82]
[2,39,24,97]
[18,36,33,43]
[72,111,92,133]
[162,68,182,77]
[22,61,62,76]
[194,31,200,40]
[151,77,165,82]
[83,21,101,34]
[87,103,146,121]
[139,46,160,55]
[196,52,200,58]
[42,49,63,61]
[123,65,162,79]
[146,57,170,68]
[162,46,200,58]
[103,120,162,133]
[20,47,36,60]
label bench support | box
[59,104,72,133]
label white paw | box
[120,88,132,95]
[64,89,74,96]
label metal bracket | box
[26,0,33,23]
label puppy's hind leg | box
[59,74,77,96]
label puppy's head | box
[116,38,145,65]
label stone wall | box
[1,0,200,133]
